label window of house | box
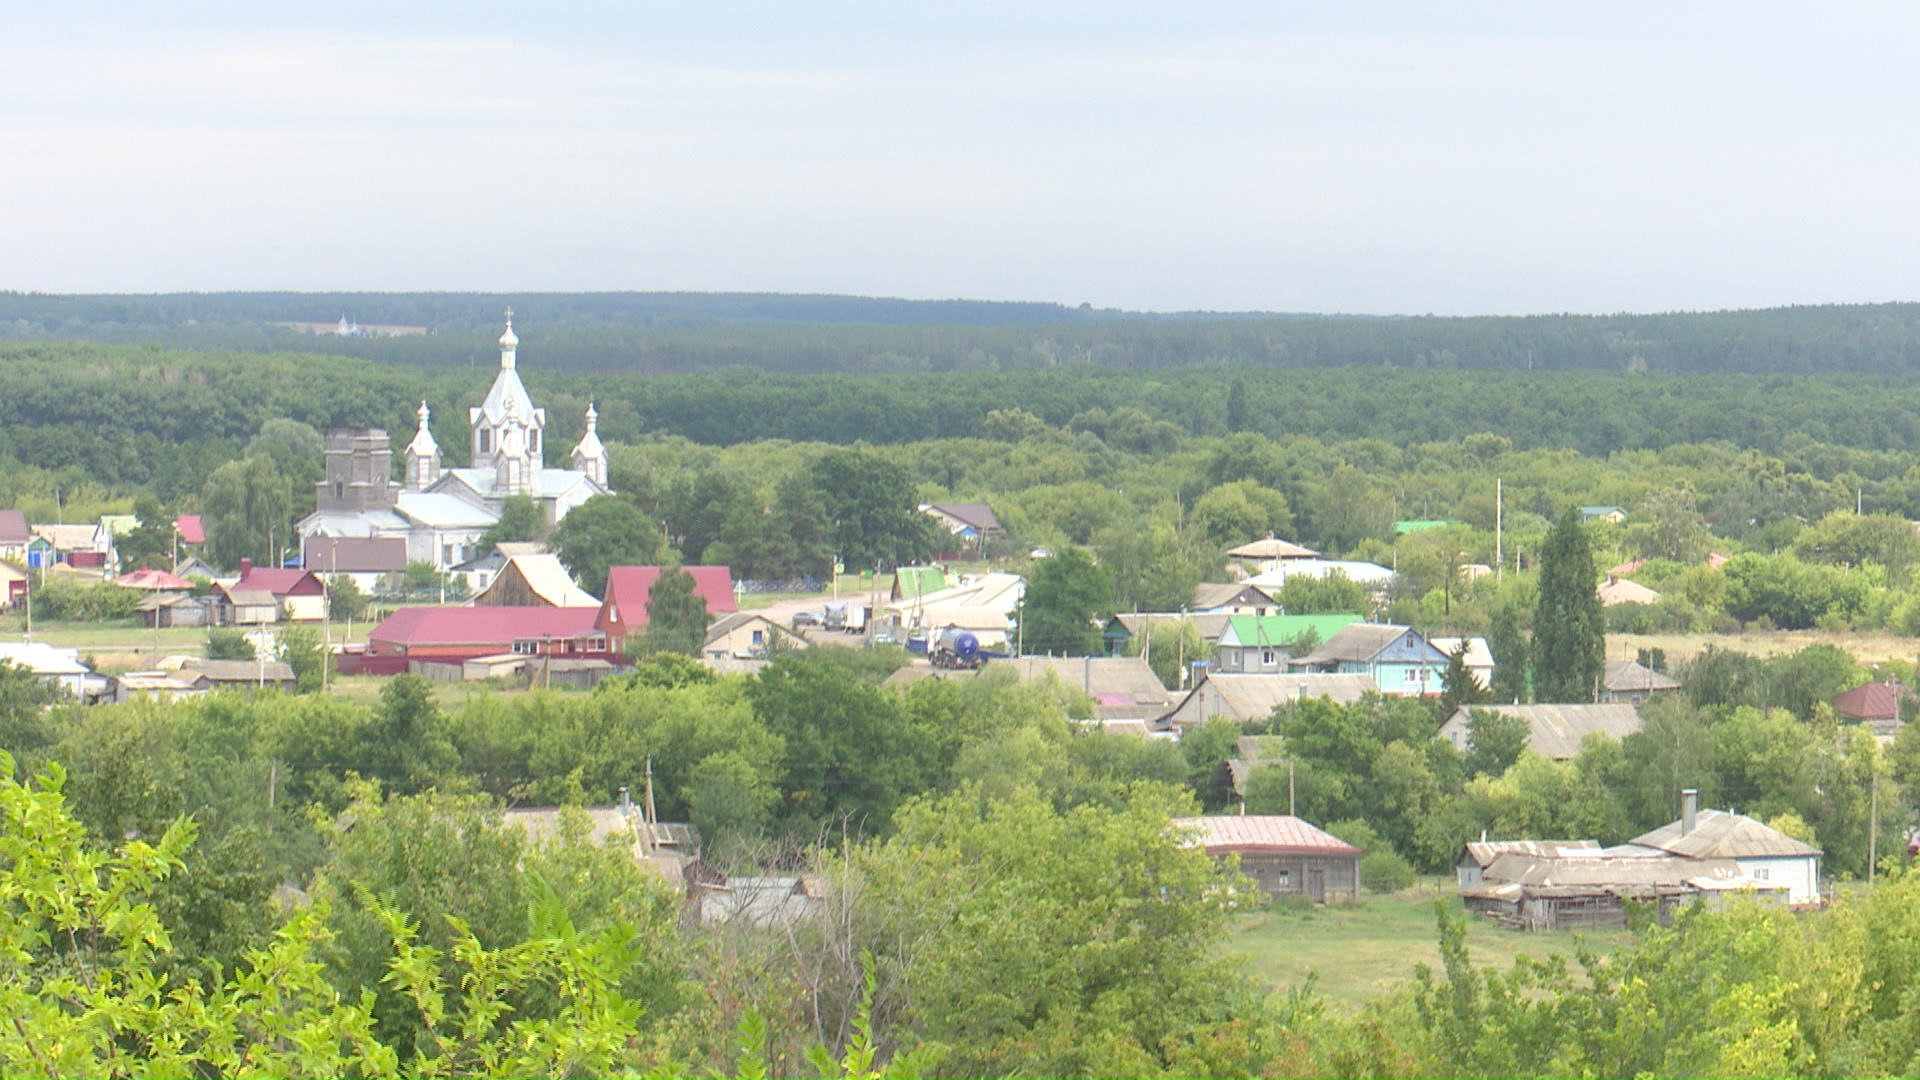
[588,636,606,651]
[607,605,619,623]
[513,640,538,655]
[1753,867,1770,880]
[1262,649,1276,666]
[479,429,492,454]
[752,630,765,645]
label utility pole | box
[1870,769,1879,884]
[1289,759,1296,817]
[1495,478,1503,585]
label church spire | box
[405,399,442,492]
[498,307,518,369]
[571,400,607,488]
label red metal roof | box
[174,514,205,545]
[115,568,194,591]
[370,606,604,647]
[599,565,736,634]
[0,510,28,546]
[233,566,325,597]
[1834,681,1914,723]
[1175,815,1363,857]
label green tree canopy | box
[635,566,710,658]
[809,449,937,569]
[552,495,670,596]
[201,455,291,571]
[1015,546,1114,656]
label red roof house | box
[597,566,736,650]
[174,515,206,546]
[366,606,608,664]
[1833,680,1914,733]
[230,558,326,599]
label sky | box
[6,3,1920,314]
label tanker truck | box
[929,626,986,670]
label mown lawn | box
[1225,881,1635,1010]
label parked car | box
[792,610,822,628]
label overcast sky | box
[6,3,1918,314]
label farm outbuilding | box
[1175,814,1362,903]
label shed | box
[1455,839,1600,890]
[1463,852,1783,931]
[1174,814,1362,903]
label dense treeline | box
[10,291,1920,375]
[13,340,1920,498]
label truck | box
[822,602,848,631]
[929,627,986,670]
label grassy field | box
[1226,882,1634,1010]
[1611,628,1920,666]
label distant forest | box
[8,338,1920,506]
[6,291,1920,375]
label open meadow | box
[1226,883,1635,1010]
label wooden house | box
[1175,814,1362,903]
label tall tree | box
[808,449,936,569]
[551,495,669,596]
[1225,377,1250,433]
[1015,546,1114,656]
[1532,507,1605,703]
[1436,642,1489,719]
[634,567,709,658]
[1487,604,1530,704]
[201,455,292,571]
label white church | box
[297,311,611,569]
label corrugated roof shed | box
[1460,839,1600,869]
[1174,815,1362,857]
[1631,809,1822,860]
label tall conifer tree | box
[1532,508,1605,702]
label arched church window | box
[529,430,540,453]
[479,429,492,454]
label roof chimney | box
[239,557,252,576]
[1682,788,1698,835]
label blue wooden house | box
[1288,623,1450,696]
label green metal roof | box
[892,566,949,602]
[1218,613,1364,649]
[1392,519,1459,535]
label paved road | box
[748,589,893,648]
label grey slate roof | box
[1441,703,1644,760]
[1459,839,1601,869]
[1630,809,1823,859]
[1603,660,1682,694]
[1296,623,1420,665]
